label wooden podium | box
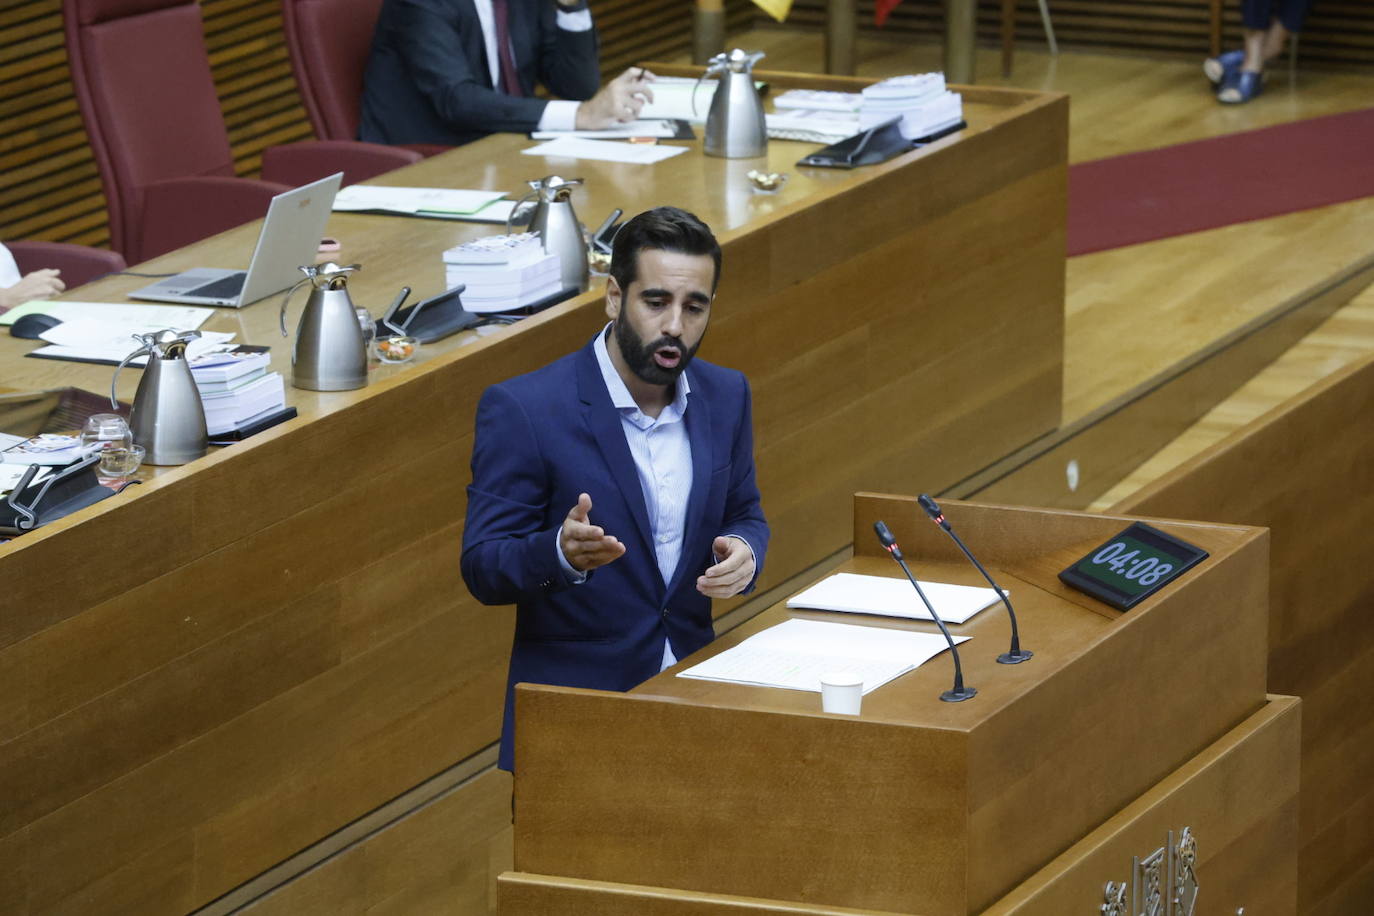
[500,496,1294,915]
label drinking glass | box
[80,413,132,455]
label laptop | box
[129,172,343,307]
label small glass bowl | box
[98,444,145,482]
[374,335,419,364]
[587,248,612,276]
[746,169,788,194]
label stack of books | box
[442,233,563,313]
[189,347,286,436]
[858,74,964,141]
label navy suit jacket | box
[360,0,601,146]
[461,336,769,771]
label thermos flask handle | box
[505,190,541,235]
[279,275,314,337]
[110,336,152,409]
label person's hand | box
[560,492,626,572]
[0,269,64,310]
[697,536,754,599]
[575,67,656,130]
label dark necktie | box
[491,0,524,97]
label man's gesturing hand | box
[0,269,64,310]
[697,536,755,599]
[575,67,656,129]
[560,493,625,572]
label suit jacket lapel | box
[576,343,655,562]
[668,380,714,595]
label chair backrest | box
[282,0,385,141]
[8,241,127,287]
[62,0,237,257]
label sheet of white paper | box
[333,186,509,215]
[521,136,689,164]
[677,618,968,694]
[0,301,214,329]
[0,463,31,492]
[785,572,1003,625]
[529,119,682,140]
[31,329,235,365]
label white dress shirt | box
[469,0,591,132]
[0,243,20,289]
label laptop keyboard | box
[183,272,247,300]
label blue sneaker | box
[1204,50,1245,87]
[1218,70,1264,104]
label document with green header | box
[332,186,510,219]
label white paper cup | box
[820,672,864,715]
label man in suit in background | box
[461,207,769,771]
[360,0,655,146]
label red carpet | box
[1068,107,1374,256]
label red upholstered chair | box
[8,241,127,288]
[62,0,419,263]
[282,0,447,158]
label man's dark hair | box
[608,206,722,295]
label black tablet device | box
[1058,522,1209,611]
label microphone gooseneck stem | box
[944,525,1023,656]
[873,519,974,702]
[891,551,966,693]
[918,493,1031,664]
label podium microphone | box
[918,494,1032,665]
[873,520,976,702]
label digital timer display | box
[1059,522,1208,611]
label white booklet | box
[529,119,684,140]
[785,572,1002,625]
[677,618,968,694]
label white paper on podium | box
[785,572,1002,625]
[676,618,968,694]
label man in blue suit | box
[361,0,655,147]
[462,207,769,772]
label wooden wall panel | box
[0,0,752,251]
[1110,352,1374,914]
[240,770,513,914]
[786,0,1374,68]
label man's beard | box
[613,316,702,386]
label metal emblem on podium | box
[1170,827,1198,915]
[1097,827,1198,916]
[1134,845,1166,916]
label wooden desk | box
[0,74,1065,914]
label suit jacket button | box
[662,608,669,617]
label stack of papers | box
[190,346,285,436]
[785,572,1002,624]
[859,73,964,141]
[442,233,563,313]
[677,618,968,694]
[333,186,517,224]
